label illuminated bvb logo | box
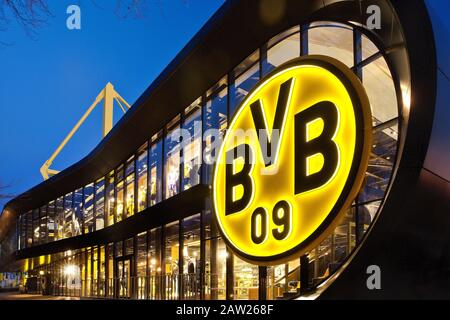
[212,56,372,265]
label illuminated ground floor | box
[20,202,368,300]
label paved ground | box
[0,291,80,300]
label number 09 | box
[251,200,292,244]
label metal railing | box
[35,273,224,300]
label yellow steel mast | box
[40,82,131,180]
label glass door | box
[116,258,132,299]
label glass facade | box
[164,117,181,200]
[149,133,163,206]
[136,146,148,212]
[18,21,400,300]
[95,178,105,230]
[182,100,202,191]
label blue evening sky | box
[0,0,224,210]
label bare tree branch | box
[0,0,52,37]
[115,0,148,19]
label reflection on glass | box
[83,183,94,234]
[182,101,202,191]
[137,232,147,299]
[263,32,300,75]
[106,172,115,227]
[363,56,398,125]
[205,236,226,300]
[73,188,83,236]
[92,247,98,296]
[149,134,163,206]
[40,205,48,244]
[55,197,64,240]
[107,243,114,298]
[360,200,382,233]
[267,264,286,299]
[25,211,33,247]
[230,63,259,116]
[362,34,379,59]
[164,221,179,300]
[308,22,354,67]
[47,201,55,242]
[164,121,181,199]
[332,207,356,266]
[182,214,201,299]
[137,149,148,212]
[125,173,135,218]
[32,209,39,245]
[233,49,259,78]
[95,178,105,230]
[233,256,259,300]
[148,227,162,299]
[116,241,123,257]
[204,87,227,184]
[64,192,74,238]
[99,245,105,296]
[125,237,134,256]
[116,168,124,223]
[360,123,398,203]
[85,249,92,297]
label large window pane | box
[164,118,181,199]
[63,192,74,238]
[363,56,398,125]
[33,208,39,245]
[47,201,55,242]
[125,159,135,218]
[116,241,123,258]
[95,178,105,230]
[107,243,114,298]
[25,211,33,247]
[83,183,94,234]
[233,49,259,78]
[137,232,147,299]
[40,205,48,244]
[181,214,201,299]
[92,247,98,296]
[263,32,300,75]
[182,100,202,191]
[204,86,227,184]
[164,221,179,300]
[233,256,259,300]
[55,197,64,240]
[73,188,83,236]
[360,123,398,203]
[137,147,148,212]
[99,245,105,296]
[148,227,162,299]
[125,237,134,256]
[105,172,115,227]
[115,167,124,223]
[362,34,379,60]
[230,63,259,116]
[359,200,382,235]
[205,237,226,300]
[149,134,163,206]
[308,22,354,67]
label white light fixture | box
[64,264,76,276]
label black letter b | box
[225,144,253,215]
[295,101,339,194]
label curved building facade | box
[0,0,448,299]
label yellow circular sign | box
[213,56,372,265]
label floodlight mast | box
[40,82,131,180]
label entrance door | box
[116,257,132,299]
